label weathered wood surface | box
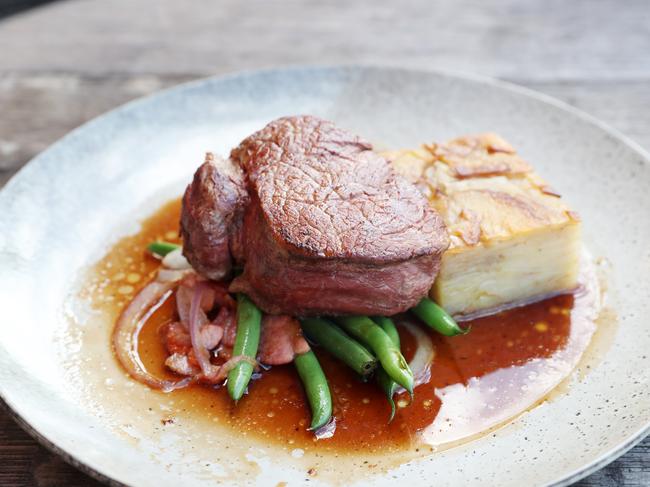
[1,0,649,81]
[0,0,648,485]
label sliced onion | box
[220,354,257,375]
[188,281,214,377]
[113,278,195,392]
[314,417,337,440]
[157,268,193,283]
[199,355,258,384]
[162,247,192,270]
[400,320,435,389]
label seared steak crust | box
[182,116,449,316]
[230,116,446,263]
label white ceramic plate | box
[0,66,648,486]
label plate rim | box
[1,63,648,487]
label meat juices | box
[181,115,449,317]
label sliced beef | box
[181,152,249,280]
[181,115,449,316]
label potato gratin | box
[387,133,581,319]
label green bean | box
[335,316,414,395]
[227,294,262,402]
[294,350,333,430]
[376,369,399,421]
[371,316,401,421]
[147,241,180,257]
[411,297,469,336]
[301,318,377,378]
[371,316,400,346]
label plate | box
[0,66,648,486]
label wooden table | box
[0,0,648,485]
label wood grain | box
[0,0,649,81]
[0,0,648,485]
[0,406,104,486]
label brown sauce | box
[87,198,599,455]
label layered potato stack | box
[386,134,581,319]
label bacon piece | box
[165,353,200,376]
[161,321,192,355]
[293,333,311,355]
[258,315,310,365]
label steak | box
[182,115,449,316]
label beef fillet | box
[182,116,449,316]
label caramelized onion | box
[400,320,435,389]
[220,354,258,375]
[162,247,192,270]
[113,277,196,392]
[314,417,337,440]
[188,282,215,377]
[199,355,258,384]
[157,268,193,283]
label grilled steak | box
[182,115,448,316]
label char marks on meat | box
[182,115,449,316]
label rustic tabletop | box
[0,0,648,485]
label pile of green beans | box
[150,241,469,431]
[295,305,466,425]
[301,317,377,378]
[222,299,466,428]
[300,315,412,424]
[335,315,414,394]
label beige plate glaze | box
[0,66,648,486]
